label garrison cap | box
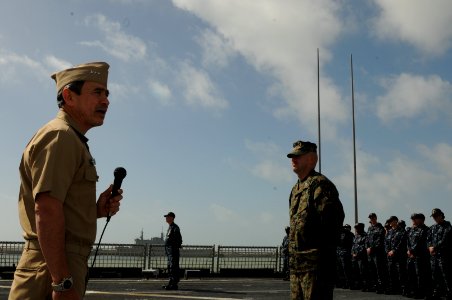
[164,212,175,218]
[431,208,444,217]
[51,62,109,93]
[368,212,377,219]
[287,140,317,158]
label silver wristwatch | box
[51,276,73,292]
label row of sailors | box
[336,208,452,300]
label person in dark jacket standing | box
[282,226,290,280]
[366,213,388,294]
[163,212,183,290]
[406,213,431,299]
[385,215,407,295]
[337,224,354,289]
[352,223,369,291]
[427,208,452,300]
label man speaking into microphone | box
[9,62,123,300]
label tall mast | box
[351,54,358,224]
[317,48,322,173]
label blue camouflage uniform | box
[406,222,431,298]
[385,225,407,294]
[351,228,369,290]
[366,222,388,293]
[336,226,354,289]
[427,219,452,299]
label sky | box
[1,0,451,247]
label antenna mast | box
[317,48,322,173]
[351,54,358,224]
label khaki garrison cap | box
[51,62,109,93]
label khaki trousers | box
[8,240,91,300]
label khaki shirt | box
[18,110,98,246]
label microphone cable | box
[84,217,110,295]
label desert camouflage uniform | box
[289,170,344,300]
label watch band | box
[51,276,73,292]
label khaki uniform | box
[9,110,98,299]
[289,170,344,300]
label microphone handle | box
[107,179,123,221]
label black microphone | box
[108,167,127,221]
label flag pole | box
[351,54,358,224]
[317,48,322,173]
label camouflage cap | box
[287,140,317,158]
[51,62,109,93]
[431,208,444,217]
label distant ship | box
[134,229,164,245]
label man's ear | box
[62,88,73,104]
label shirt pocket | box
[84,165,98,182]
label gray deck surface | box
[0,278,412,299]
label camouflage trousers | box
[290,272,334,300]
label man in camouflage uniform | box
[406,213,431,299]
[384,216,407,295]
[287,140,345,300]
[366,213,388,294]
[351,223,369,291]
[427,208,452,300]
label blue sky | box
[1,0,451,246]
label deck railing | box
[0,241,284,277]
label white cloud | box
[210,203,239,223]
[250,160,292,183]
[148,80,172,105]
[244,139,281,158]
[108,82,139,103]
[81,14,147,62]
[244,140,292,183]
[43,56,72,73]
[419,143,452,190]
[258,212,275,224]
[197,29,236,69]
[0,49,47,84]
[172,0,347,135]
[372,0,452,56]
[178,62,229,110]
[376,73,452,122]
